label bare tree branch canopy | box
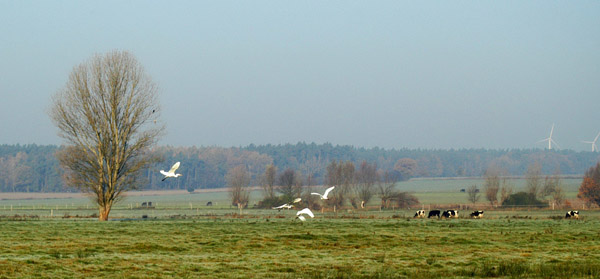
[377,170,399,209]
[278,168,300,200]
[262,164,277,199]
[483,166,501,206]
[227,165,251,211]
[354,161,378,208]
[49,50,163,221]
[526,162,543,199]
[466,184,480,204]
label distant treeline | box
[1,143,599,192]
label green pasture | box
[0,178,585,218]
[0,176,597,279]
[1,214,599,279]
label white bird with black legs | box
[160,162,182,181]
[311,186,335,200]
[296,208,314,221]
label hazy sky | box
[1,1,599,150]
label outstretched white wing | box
[322,186,335,199]
[297,215,306,221]
[169,162,181,173]
[160,170,169,176]
[311,193,323,198]
[273,203,290,209]
[297,208,314,218]
[293,198,302,203]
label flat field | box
[1,178,598,278]
[1,210,599,279]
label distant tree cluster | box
[0,145,63,192]
[321,160,418,209]
[475,162,566,208]
[1,143,599,192]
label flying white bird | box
[160,162,182,181]
[311,186,335,200]
[296,208,314,221]
[272,203,293,211]
[293,198,302,203]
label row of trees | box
[227,160,420,211]
[466,163,567,208]
[3,144,600,193]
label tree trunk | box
[99,205,111,221]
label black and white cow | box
[414,210,425,218]
[428,210,441,218]
[565,210,579,219]
[470,210,484,218]
[442,210,459,218]
[206,201,213,206]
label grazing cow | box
[148,202,153,207]
[428,210,441,218]
[565,210,579,219]
[141,202,147,207]
[442,210,459,218]
[414,210,425,218]
[470,210,484,218]
[206,201,213,206]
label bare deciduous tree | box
[542,169,565,208]
[227,165,251,212]
[262,164,277,199]
[354,161,378,208]
[483,167,501,206]
[50,50,162,221]
[499,181,514,205]
[339,161,355,207]
[325,160,345,207]
[526,162,543,199]
[466,185,480,204]
[377,170,399,209]
[278,168,300,200]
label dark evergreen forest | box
[1,143,598,192]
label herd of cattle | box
[413,209,580,219]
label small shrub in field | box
[502,192,546,208]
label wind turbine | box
[538,124,560,150]
[582,132,600,152]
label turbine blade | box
[551,139,560,149]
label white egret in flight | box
[272,203,293,211]
[160,162,182,181]
[311,186,335,200]
[296,208,315,221]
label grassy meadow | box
[1,177,599,278]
